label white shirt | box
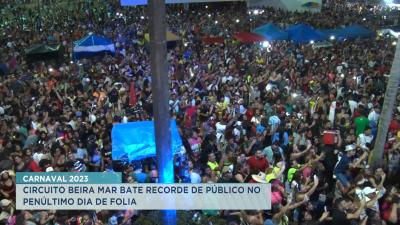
[190,172,201,183]
[32,152,44,164]
[215,122,227,142]
[251,116,261,125]
[368,110,380,124]
[348,100,358,115]
[357,133,373,150]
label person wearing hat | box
[0,199,13,221]
[334,145,355,188]
[218,165,234,183]
[331,197,367,225]
[334,144,360,192]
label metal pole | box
[148,0,176,224]
[370,37,400,169]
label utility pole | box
[148,0,176,224]
[370,37,400,169]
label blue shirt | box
[334,154,350,174]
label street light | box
[330,35,335,40]
[236,19,240,23]
[310,40,315,44]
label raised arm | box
[350,151,368,168]
[347,199,366,220]
[304,175,319,197]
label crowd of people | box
[0,0,400,224]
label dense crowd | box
[0,0,400,225]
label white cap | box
[89,114,97,123]
[0,199,11,207]
[46,167,54,172]
[345,144,356,152]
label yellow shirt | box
[266,167,281,183]
[207,161,219,171]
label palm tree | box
[370,38,400,169]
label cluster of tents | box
[203,23,374,45]
[24,32,182,63]
[247,23,374,44]
[23,23,374,63]
[23,35,116,63]
[201,23,374,45]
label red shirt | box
[353,110,361,120]
[247,156,268,174]
[28,160,42,172]
[381,202,394,222]
[389,119,400,134]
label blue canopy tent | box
[252,23,288,41]
[286,24,327,44]
[320,24,373,41]
[73,34,115,60]
[112,120,183,162]
[338,24,374,40]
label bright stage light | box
[262,41,271,48]
[330,35,335,40]
[310,40,315,44]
